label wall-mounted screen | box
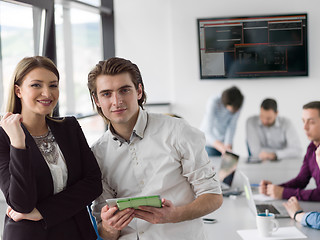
[197,14,308,79]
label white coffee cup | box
[256,212,279,237]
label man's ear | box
[137,83,143,100]
[14,85,22,98]
[93,95,101,107]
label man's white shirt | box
[92,108,221,240]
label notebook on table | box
[239,170,289,218]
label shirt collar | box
[310,141,318,151]
[132,107,148,139]
[108,125,127,145]
[107,107,147,145]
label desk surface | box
[205,157,320,240]
[204,196,320,240]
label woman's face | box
[15,67,59,118]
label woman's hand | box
[0,112,26,149]
[6,206,43,222]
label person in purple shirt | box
[282,146,320,229]
[259,101,320,201]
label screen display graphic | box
[198,14,308,79]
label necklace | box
[32,129,59,164]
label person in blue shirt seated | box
[200,86,244,156]
[283,146,320,229]
[283,196,320,230]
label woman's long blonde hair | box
[6,56,60,115]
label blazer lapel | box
[21,123,54,195]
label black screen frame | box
[197,13,308,79]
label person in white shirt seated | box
[246,98,302,161]
[88,57,223,240]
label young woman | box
[0,56,102,240]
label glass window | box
[0,0,109,143]
[55,1,105,145]
[78,0,100,7]
[78,115,106,146]
[55,3,102,117]
[0,1,36,112]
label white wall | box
[114,0,320,156]
[113,0,173,103]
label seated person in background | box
[88,57,223,239]
[201,86,244,156]
[283,147,320,229]
[246,98,302,161]
[259,101,320,201]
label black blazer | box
[0,117,102,240]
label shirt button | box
[140,180,144,185]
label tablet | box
[106,195,162,211]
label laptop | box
[218,151,239,191]
[239,170,289,218]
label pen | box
[250,183,260,187]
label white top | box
[246,115,302,159]
[33,130,68,194]
[92,108,221,240]
[44,146,68,194]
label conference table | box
[0,157,318,239]
[204,157,320,240]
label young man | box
[200,86,244,156]
[246,98,301,161]
[259,101,320,201]
[88,57,223,239]
[283,147,320,229]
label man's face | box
[302,108,320,145]
[94,72,142,129]
[226,105,237,113]
[259,108,277,127]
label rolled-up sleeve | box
[178,120,221,197]
[301,212,320,229]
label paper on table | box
[253,193,274,201]
[237,226,307,240]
